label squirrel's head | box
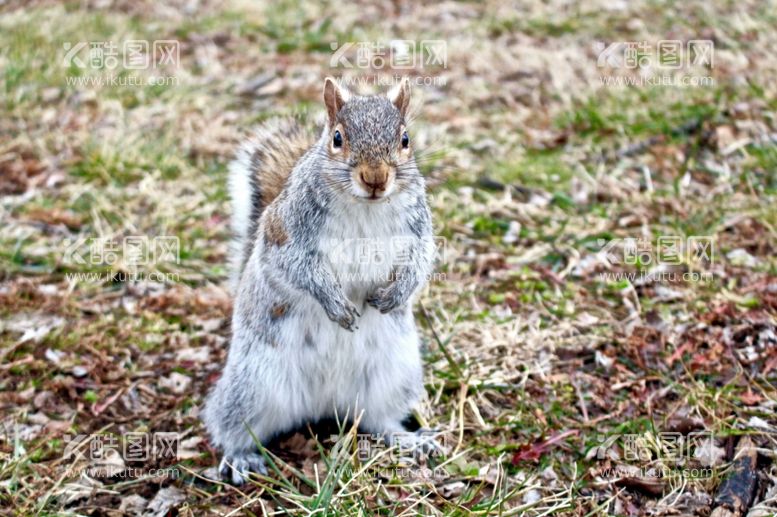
[322,77,415,201]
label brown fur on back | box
[245,118,314,212]
[263,204,289,247]
[237,118,314,268]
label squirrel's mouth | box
[352,176,394,201]
[352,165,395,201]
[351,189,389,202]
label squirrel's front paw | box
[325,299,361,331]
[219,452,267,485]
[367,286,404,314]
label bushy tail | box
[228,118,314,285]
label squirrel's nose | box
[359,172,386,191]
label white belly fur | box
[248,198,423,436]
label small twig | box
[419,301,462,378]
[0,355,34,371]
[573,376,589,422]
[91,387,125,416]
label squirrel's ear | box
[387,77,411,118]
[323,77,350,125]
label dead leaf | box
[145,486,186,517]
[512,429,578,464]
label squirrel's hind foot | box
[415,428,447,457]
[219,451,268,485]
[388,428,446,459]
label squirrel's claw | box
[327,300,360,331]
[366,287,403,314]
[387,429,447,459]
[338,314,358,332]
[219,452,267,485]
[413,428,447,457]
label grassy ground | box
[1,0,776,515]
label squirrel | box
[202,77,437,484]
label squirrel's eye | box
[333,130,343,148]
[401,131,409,149]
